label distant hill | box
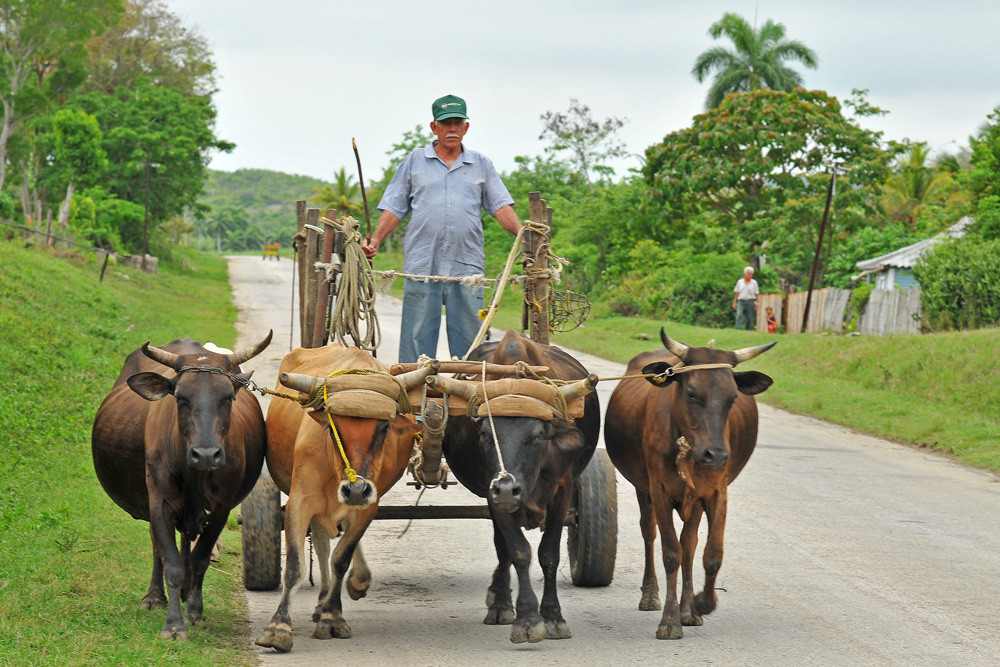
[200,168,331,244]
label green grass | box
[0,240,253,666]
[373,248,1000,472]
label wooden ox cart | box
[240,194,617,595]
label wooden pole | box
[295,200,307,342]
[522,192,552,344]
[312,218,338,347]
[303,208,321,348]
[802,167,839,332]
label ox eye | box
[175,396,189,408]
[685,387,697,402]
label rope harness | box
[175,366,300,401]
[481,360,514,497]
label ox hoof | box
[141,595,166,611]
[544,619,572,639]
[256,626,293,653]
[313,615,352,639]
[694,591,717,615]
[158,628,189,642]
[638,593,662,611]
[184,611,205,626]
[346,576,370,601]
[656,622,683,640]
[681,610,704,626]
[510,619,547,644]
[484,605,515,625]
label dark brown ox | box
[436,330,600,644]
[255,345,429,652]
[91,333,271,640]
[604,329,774,640]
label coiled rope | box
[322,216,381,352]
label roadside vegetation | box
[0,241,253,666]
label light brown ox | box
[255,345,431,652]
[604,329,774,640]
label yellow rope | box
[323,370,359,483]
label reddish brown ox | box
[91,333,271,640]
[436,330,600,644]
[604,328,774,640]
[255,345,428,652]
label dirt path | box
[228,255,1000,666]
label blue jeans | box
[399,279,484,363]
[735,300,756,330]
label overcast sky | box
[168,0,1000,183]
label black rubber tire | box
[567,448,618,587]
[241,468,282,591]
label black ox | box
[435,330,600,643]
[91,334,271,640]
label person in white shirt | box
[732,266,759,330]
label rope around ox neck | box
[482,360,514,494]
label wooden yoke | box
[522,191,553,345]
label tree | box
[644,89,895,278]
[205,206,244,252]
[692,12,818,109]
[70,81,233,253]
[52,108,107,228]
[84,0,216,97]
[308,167,361,219]
[0,0,122,192]
[539,99,628,182]
[880,143,952,228]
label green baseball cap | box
[432,94,468,121]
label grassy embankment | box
[372,248,1000,472]
[0,240,254,666]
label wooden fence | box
[764,287,852,334]
[756,286,921,335]
[858,287,922,335]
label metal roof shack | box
[853,216,973,289]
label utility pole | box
[142,152,151,271]
[802,162,848,331]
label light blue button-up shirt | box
[377,143,514,277]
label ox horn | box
[280,372,323,393]
[732,341,777,365]
[396,359,440,390]
[142,341,180,369]
[425,374,478,401]
[228,330,273,367]
[660,328,689,360]
[558,374,600,401]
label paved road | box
[228,256,1000,666]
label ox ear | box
[641,362,677,388]
[734,371,773,396]
[127,372,175,401]
[544,421,585,454]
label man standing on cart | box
[361,94,523,363]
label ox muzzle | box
[187,442,226,470]
[488,473,523,514]
[339,477,377,508]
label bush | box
[913,237,1000,330]
[605,249,748,327]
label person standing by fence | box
[732,266,759,330]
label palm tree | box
[692,12,819,109]
[881,143,952,227]
[309,167,362,220]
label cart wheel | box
[567,448,618,587]
[242,468,282,590]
